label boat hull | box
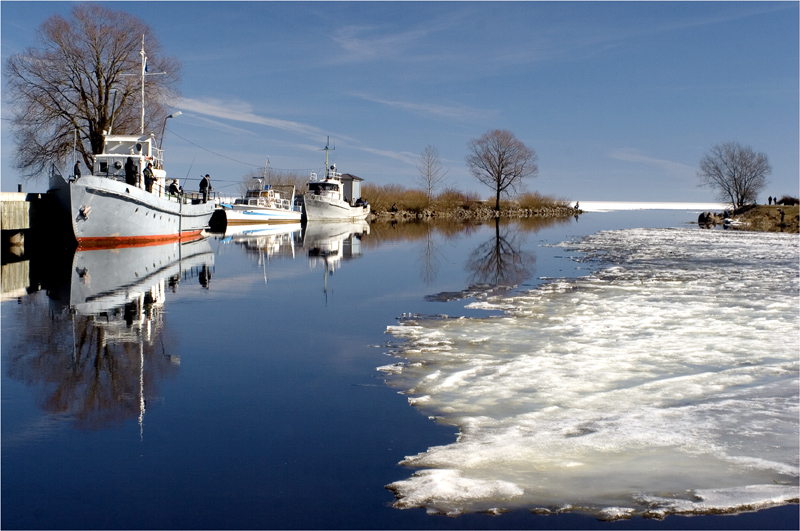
[223,205,301,224]
[62,175,214,249]
[303,194,370,221]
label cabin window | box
[309,182,339,193]
[99,161,108,173]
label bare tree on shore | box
[697,142,771,209]
[4,3,180,179]
[415,145,449,203]
[466,129,538,211]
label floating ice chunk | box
[382,228,800,518]
[387,469,524,516]
[376,363,404,374]
[639,484,800,515]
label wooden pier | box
[1,190,74,251]
[2,190,69,241]
[1,190,73,300]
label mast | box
[140,36,146,135]
[137,36,165,136]
[323,136,334,178]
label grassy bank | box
[726,205,799,233]
[362,184,577,221]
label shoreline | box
[366,202,799,233]
[368,204,579,221]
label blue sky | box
[2,1,798,202]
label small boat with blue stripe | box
[221,182,302,225]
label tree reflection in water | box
[7,288,180,432]
[465,218,536,290]
[367,217,570,300]
[5,239,214,433]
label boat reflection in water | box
[6,237,214,434]
[302,221,369,289]
[220,222,301,260]
[70,236,215,310]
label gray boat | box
[302,140,370,222]
[48,40,214,249]
[49,132,215,249]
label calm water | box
[2,209,798,530]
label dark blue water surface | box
[2,210,797,529]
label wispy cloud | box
[353,93,495,122]
[178,97,325,138]
[186,114,259,137]
[178,96,419,168]
[609,149,696,178]
[352,143,418,166]
[331,24,433,63]
[564,3,794,61]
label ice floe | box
[381,228,799,518]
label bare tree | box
[415,145,449,202]
[466,129,538,211]
[4,3,180,179]
[698,142,771,208]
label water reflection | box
[419,217,570,301]
[3,218,570,435]
[220,222,301,260]
[4,238,214,433]
[465,218,536,288]
[219,223,302,284]
[302,221,369,300]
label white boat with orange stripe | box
[49,132,215,249]
[47,39,214,250]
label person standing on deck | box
[143,162,154,193]
[125,157,137,186]
[200,174,212,202]
[73,160,81,179]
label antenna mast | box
[323,136,335,176]
[140,36,146,135]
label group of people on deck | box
[73,158,213,202]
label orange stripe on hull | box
[76,230,204,250]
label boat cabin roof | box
[102,134,156,157]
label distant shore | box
[365,201,799,233]
[368,203,579,222]
[577,201,729,212]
